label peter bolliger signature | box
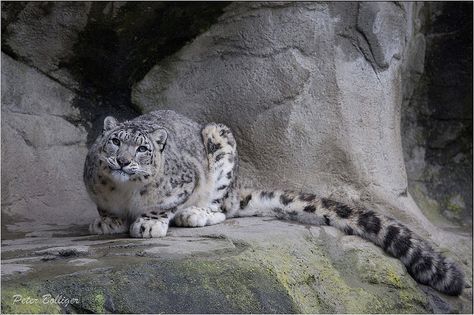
[13,294,79,307]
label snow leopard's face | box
[98,116,167,184]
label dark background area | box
[402,2,473,229]
[2,1,229,144]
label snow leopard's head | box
[96,116,168,184]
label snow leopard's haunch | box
[83,110,465,296]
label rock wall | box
[131,2,463,242]
[133,2,408,203]
[2,1,227,144]
[401,2,473,230]
[1,1,226,231]
[1,53,96,233]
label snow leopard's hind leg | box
[174,123,238,227]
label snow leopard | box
[83,110,465,296]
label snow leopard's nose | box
[117,156,131,168]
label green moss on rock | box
[445,194,465,220]
[1,286,61,314]
[37,255,297,314]
[411,183,452,226]
[79,291,106,314]
[235,231,430,314]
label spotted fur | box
[235,189,465,296]
[84,110,236,238]
[84,110,464,296]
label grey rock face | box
[2,2,91,89]
[1,1,227,146]
[356,2,405,70]
[401,2,473,230]
[1,53,96,231]
[132,2,414,221]
[131,2,472,241]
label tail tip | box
[436,260,465,296]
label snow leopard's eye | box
[111,138,120,146]
[137,146,148,153]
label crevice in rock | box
[355,3,389,73]
[69,2,229,145]
[401,2,473,229]
[64,2,228,128]
[2,2,230,146]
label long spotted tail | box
[235,189,465,296]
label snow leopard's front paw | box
[89,217,128,235]
[129,217,169,238]
[174,206,226,227]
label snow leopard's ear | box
[151,128,168,153]
[103,116,118,132]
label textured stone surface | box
[2,218,472,314]
[131,2,470,251]
[401,2,473,230]
[1,2,227,145]
[133,2,408,201]
[2,2,91,89]
[1,53,97,232]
